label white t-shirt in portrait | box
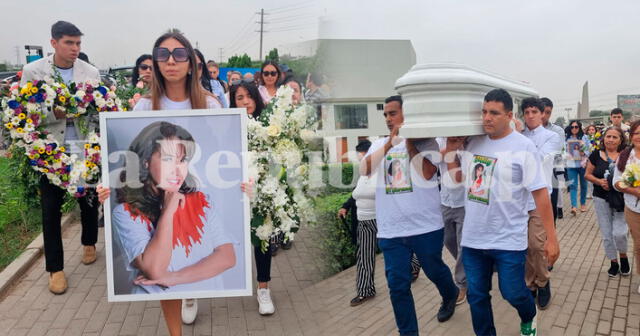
[461,131,547,251]
[134,95,222,111]
[365,137,443,239]
[112,192,232,294]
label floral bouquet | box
[588,131,602,151]
[619,162,640,188]
[247,86,318,252]
[1,75,122,197]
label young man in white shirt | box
[20,21,101,295]
[541,97,566,221]
[362,96,458,336]
[611,108,630,133]
[437,137,468,305]
[521,97,563,310]
[444,89,560,336]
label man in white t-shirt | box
[444,89,560,336]
[362,96,458,335]
[520,97,563,311]
[610,108,630,133]
[20,21,101,295]
[541,97,566,221]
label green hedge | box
[319,162,360,195]
[313,191,357,275]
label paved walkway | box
[1,195,640,335]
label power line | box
[267,1,315,14]
[224,13,257,52]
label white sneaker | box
[257,288,275,315]
[181,299,198,324]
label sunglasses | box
[138,64,153,71]
[262,71,278,77]
[153,47,189,62]
[571,125,580,129]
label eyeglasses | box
[571,126,580,129]
[153,47,189,62]
[138,64,153,71]
[262,71,278,77]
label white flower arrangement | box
[248,85,319,251]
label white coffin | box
[395,63,538,138]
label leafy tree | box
[266,48,279,63]
[227,53,253,68]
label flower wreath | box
[247,86,319,252]
[2,77,122,197]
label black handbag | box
[605,155,625,212]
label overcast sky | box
[2,0,638,121]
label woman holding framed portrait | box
[565,120,591,215]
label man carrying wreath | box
[20,20,101,294]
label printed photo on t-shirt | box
[468,155,497,204]
[384,151,413,194]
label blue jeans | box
[378,229,458,336]
[567,167,587,208]
[462,247,536,336]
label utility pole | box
[258,8,265,61]
[219,48,224,62]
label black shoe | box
[608,260,620,278]
[282,240,293,250]
[620,258,631,276]
[437,288,458,322]
[548,265,554,271]
[350,295,374,307]
[557,208,564,219]
[530,289,537,299]
[537,281,552,310]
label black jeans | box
[254,244,272,283]
[40,176,99,272]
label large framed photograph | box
[99,109,251,302]
[567,139,583,160]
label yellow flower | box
[59,146,66,152]
[26,118,33,124]
[30,87,38,94]
[59,96,66,103]
[46,150,52,155]
[28,154,35,160]
[16,128,23,133]
[18,113,26,120]
[93,146,100,151]
[634,180,640,187]
[20,88,28,95]
[38,148,45,154]
[26,82,32,89]
[61,83,66,89]
[84,143,91,149]
[85,161,92,167]
[5,123,13,129]
[43,161,49,166]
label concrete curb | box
[0,210,78,297]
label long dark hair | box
[618,120,640,172]
[194,49,213,93]
[565,120,584,140]
[131,54,152,86]
[260,60,282,87]
[149,30,211,110]
[229,81,265,119]
[116,121,199,224]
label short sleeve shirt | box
[461,131,547,251]
[365,137,444,239]
[112,192,232,293]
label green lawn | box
[0,157,42,272]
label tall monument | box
[578,81,590,119]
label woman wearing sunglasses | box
[103,30,224,336]
[565,120,591,215]
[258,60,282,104]
[131,54,153,89]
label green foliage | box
[320,163,359,195]
[266,48,279,63]
[113,72,146,111]
[313,191,356,275]
[0,62,7,72]
[227,53,253,68]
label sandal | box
[570,208,578,216]
[580,205,587,212]
[350,295,374,307]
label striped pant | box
[355,219,420,297]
